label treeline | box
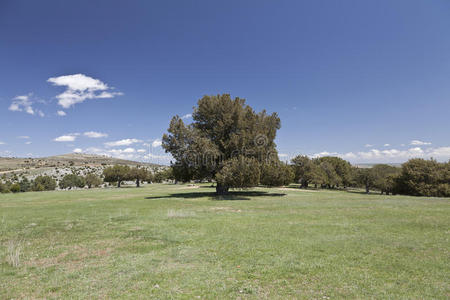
[1,158,448,198]
[0,166,173,193]
[290,156,450,197]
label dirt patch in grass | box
[209,207,242,213]
[178,185,200,189]
[25,244,113,271]
[278,187,317,192]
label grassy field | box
[0,184,449,299]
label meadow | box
[1,184,449,299]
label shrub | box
[32,176,56,191]
[59,174,85,189]
[9,183,21,193]
[85,173,103,188]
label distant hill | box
[0,153,162,173]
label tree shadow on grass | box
[145,190,287,201]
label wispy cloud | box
[104,138,142,147]
[84,131,108,138]
[17,136,30,139]
[53,133,79,142]
[312,146,450,163]
[181,114,192,120]
[410,140,431,146]
[57,110,66,116]
[9,93,44,117]
[152,139,162,147]
[48,74,123,108]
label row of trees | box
[291,156,449,197]
[0,167,173,193]
[102,166,173,187]
[0,175,57,193]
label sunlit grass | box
[0,184,448,298]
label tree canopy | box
[162,94,282,194]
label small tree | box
[355,168,376,194]
[59,174,85,189]
[85,173,103,188]
[291,155,319,188]
[103,165,131,188]
[10,183,21,193]
[0,182,9,193]
[319,161,341,188]
[19,178,31,192]
[128,167,148,187]
[33,176,56,191]
[371,164,400,195]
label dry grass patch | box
[6,240,21,267]
[167,209,196,218]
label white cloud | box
[73,148,83,153]
[123,147,135,153]
[105,138,142,147]
[53,133,79,142]
[25,141,32,145]
[64,145,171,164]
[364,144,373,147]
[47,74,123,108]
[8,94,42,116]
[17,136,30,139]
[0,141,5,145]
[57,110,67,116]
[152,139,162,148]
[384,144,390,147]
[427,147,450,159]
[311,145,450,163]
[181,114,192,120]
[410,140,431,146]
[83,131,108,138]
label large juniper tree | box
[162,94,281,194]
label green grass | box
[1,184,449,299]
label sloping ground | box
[0,153,161,173]
[0,185,448,298]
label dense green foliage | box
[260,161,294,186]
[291,155,352,188]
[103,165,131,187]
[162,94,282,194]
[32,175,56,191]
[215,156,261,192]
[59,174,86,190]
[84,173,103,188]
[128,167,148,187]
[394,159,450,197]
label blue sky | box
[1,0,449,164]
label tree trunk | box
[365,184,369,194]
[216,183,229,195]
[117,180,121,188]
[136,178,140,188]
